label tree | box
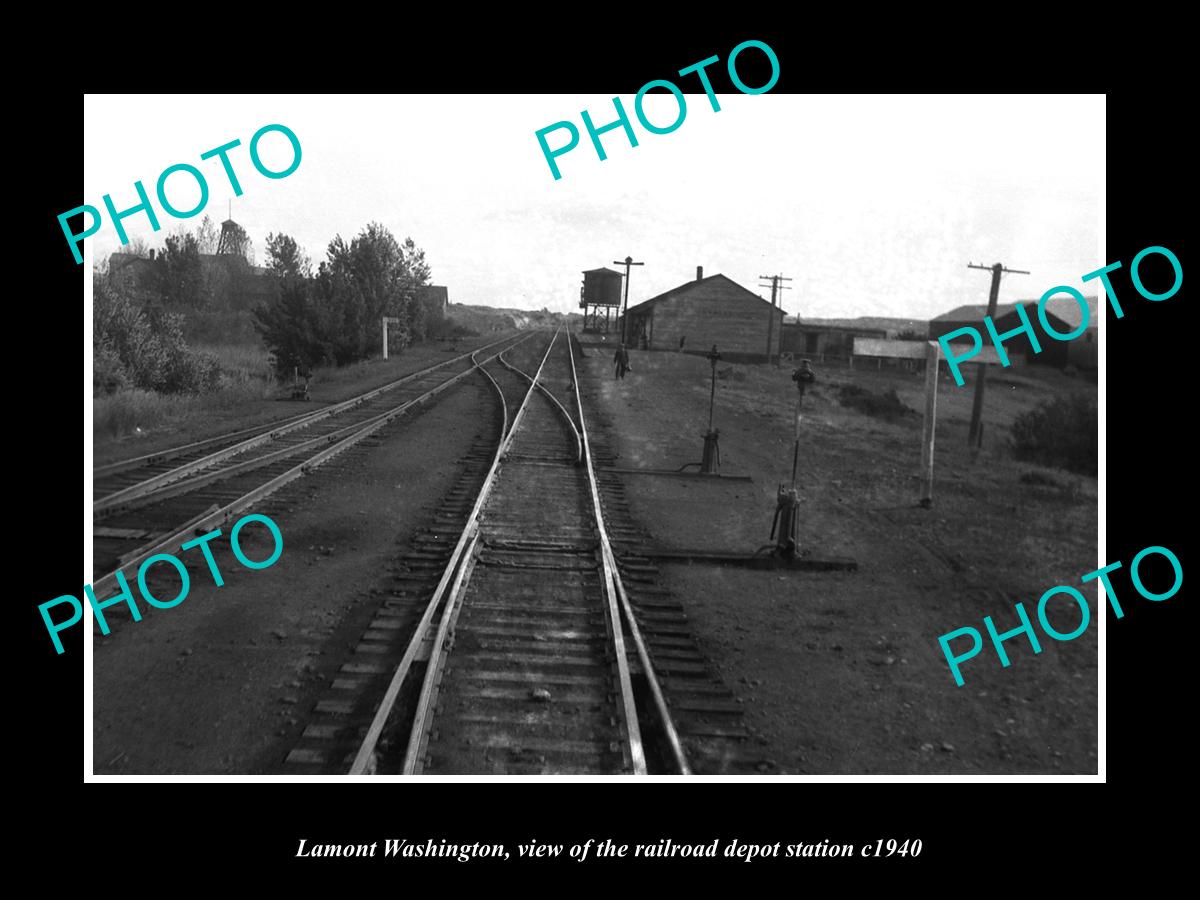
[254,233,325,375]
[194,215,219,254]
[254,273,324,375]
[400,236,433,341]
[94,275,220,395]
[156,233,207,307]
[122,235,154,258]
[324,223,410,358]
[265,231,311,280]
[254,223,433,373]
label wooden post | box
[765,275,777,362]
[920,341,940,507]
[382,316,401,360]
[966,261,1029,446]
[614,255,644,345]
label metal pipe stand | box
[699,429,721,475]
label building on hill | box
[109,251,157,285]
[930,301,1081,368]
[620,268,786,362]
[107,248,271,309]
[416,285,449,318]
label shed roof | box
[1035,294,1099,331]
[416,284,449,302]
[582,267,624,277]
[625,273,787,317]
[790,318,890,333]
[932,302,1023,322]
[933,296,1098,331]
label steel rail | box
[498,349,583,465]
[348,341,529,775]
[398,329,646,775]
[93,407,326,479]
[97,357,516,519]
[350,329,647,775]
[398,330,572,773]
[566,332,692,775]
[94,333,525,511]
[90,339,530,599]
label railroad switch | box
[609,344,750,481]
[770,485,801,558]
[758,359,825,565]
[699,428,720,475]
[679,345,728,477]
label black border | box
[25,23,1188,884]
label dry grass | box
[94,389,202,440]
[95,342,280,441]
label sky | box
[83,94,1103,321]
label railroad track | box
[90,333,532,596]
[94,333,524,507]
[285,328,690,775]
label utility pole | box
[965,261,1029,447]
[614,255,644,346]
[758,273,792,364]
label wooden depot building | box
[621,267,786,362]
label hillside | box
[446,303,578,333]
[788,315,928,337]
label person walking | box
[678,334,686,353]
[613,343,631,379]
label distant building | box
[416,285,449,318]
[579,267,624,333]
[107,248,272,309]
[1044,294,1098,370]
[781,318,888,361]
[930,301,1081,368]
[109,251,157,285]
[621,269,786,361]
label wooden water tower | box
[580,267,623,333]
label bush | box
[93,277,223,396]
[255,226,432,375]
[836,384,913,420]
[1010,393,1097,476]
[93,340,129,395]
[93,389,199,440]
[1019,470,1062,488]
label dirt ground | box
[92,376,492,774]
[91,331,1097,776]
[579,339,1097,774]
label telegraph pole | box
[758,273,792,364]
[965,261,1029,447]
[614,255,644,345]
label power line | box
[758,274,792,364]
[614,256,644,346]
[965,262,1029,448]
